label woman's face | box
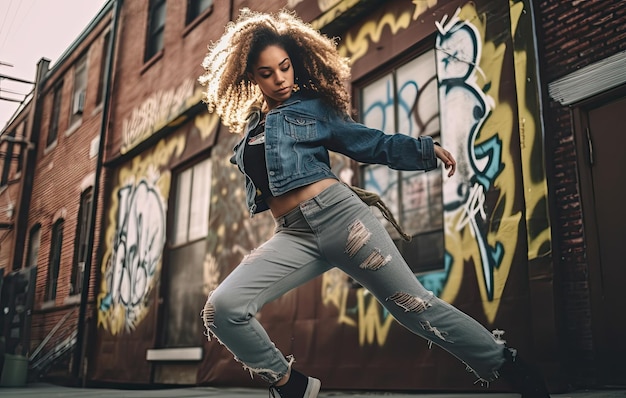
[248,45,295,109]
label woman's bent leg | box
[201,211,330,384]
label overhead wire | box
[0,0,21,54]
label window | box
[358,49,444,273]
[1,122,26,185]
[186,0,212,24]
[97,32,111,105]
[1,130,15,187]
[70,55,88,125]
[25,224,41,269]
[164,158,211,347]
[71,188,93,295]
[171,158,211,246]
[145,0,166,61]
[47,82,63,147]
[45,219,64,301]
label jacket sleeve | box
[323,112,438,171]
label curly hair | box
[198,8,351,134]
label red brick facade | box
[536,0,626,386]
[23,7,114,377]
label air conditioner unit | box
[72,91,86,115]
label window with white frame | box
[164,157,212,347]
[171,158,211,246]
[357,49,444,274]
[70,55,87,125]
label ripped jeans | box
[202,182,506,385]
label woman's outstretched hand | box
[434,145,456,177]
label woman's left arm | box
[324,111,452,173]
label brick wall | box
[539,0,626,80]
[107,2,232,155]
[535,0,626,386]
[27,10,113,369]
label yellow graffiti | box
[195,111,220,141]
[339,11,412,62]
[321,269,396,346]
[310,0,360,31]
[337,1,439,62]
[510,0,551,259]
[412,0,438,20]
[318,0,343,12]
[321,269,357,327]
[203,253,221,296]
[357,290,395,346]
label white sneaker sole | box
[304,377,321,397]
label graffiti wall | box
[97,138,180,335]
[317,0,550,335]
[90,102,219,382]
[435,2,550,320]
[92,137,183,383]
[435,4,517,318]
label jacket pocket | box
[283,114,317,141]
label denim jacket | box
[230,92,438,216]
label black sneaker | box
[499,347,551,398]
[269,368,321,398]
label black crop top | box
[243,121,273,202]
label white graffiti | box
[436,9,504,300]
[100,179,166,332]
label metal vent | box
[548,50,626,106]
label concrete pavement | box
[0,383,626,398]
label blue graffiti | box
[436,9,505,300]
[361,54,454,298]
[418,252,452,297]
[363,79,395,133]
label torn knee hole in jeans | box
[201,291,216,340]
[200,291,290,384]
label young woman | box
[199,8,550,398]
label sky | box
[0,0,109,130]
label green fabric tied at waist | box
[349,185,412,242]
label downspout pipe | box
[12,58,49,272]
[73,0,123,382]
